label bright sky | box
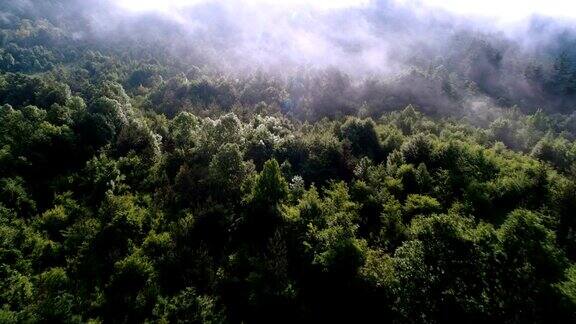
[117,0,576,20]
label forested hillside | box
[1,0,576,323]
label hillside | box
[1,1,576,323]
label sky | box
[117,0,576,21]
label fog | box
[7,0,576,74]
[86,0,468,74]
[414,0,576,21]
[86,0,574,74]
[4,0,576,115]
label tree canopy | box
[2,1,576,323]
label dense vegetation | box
[2,0,576,323]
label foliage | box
[1,3,576,322]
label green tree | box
[248,159,288,208]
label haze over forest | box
[1,0,576,323]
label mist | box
[3,0,576,118]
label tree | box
[116,120,161,163]
[248,159,288,208]
[400,133,434,165]
[89,97,128,131]
[392,214,495,322]
[551,52,576,96]
[0,177,36,217]
[404,194,442,219]
[556,264,576,318]
[494,209,568,321]
[34,268,77,323]
[339,117,382,161]
[208,143,248,201]
[104,253,157,323]
[153,287,226,324]
[79,153,125,202]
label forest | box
[1,0,576,323]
